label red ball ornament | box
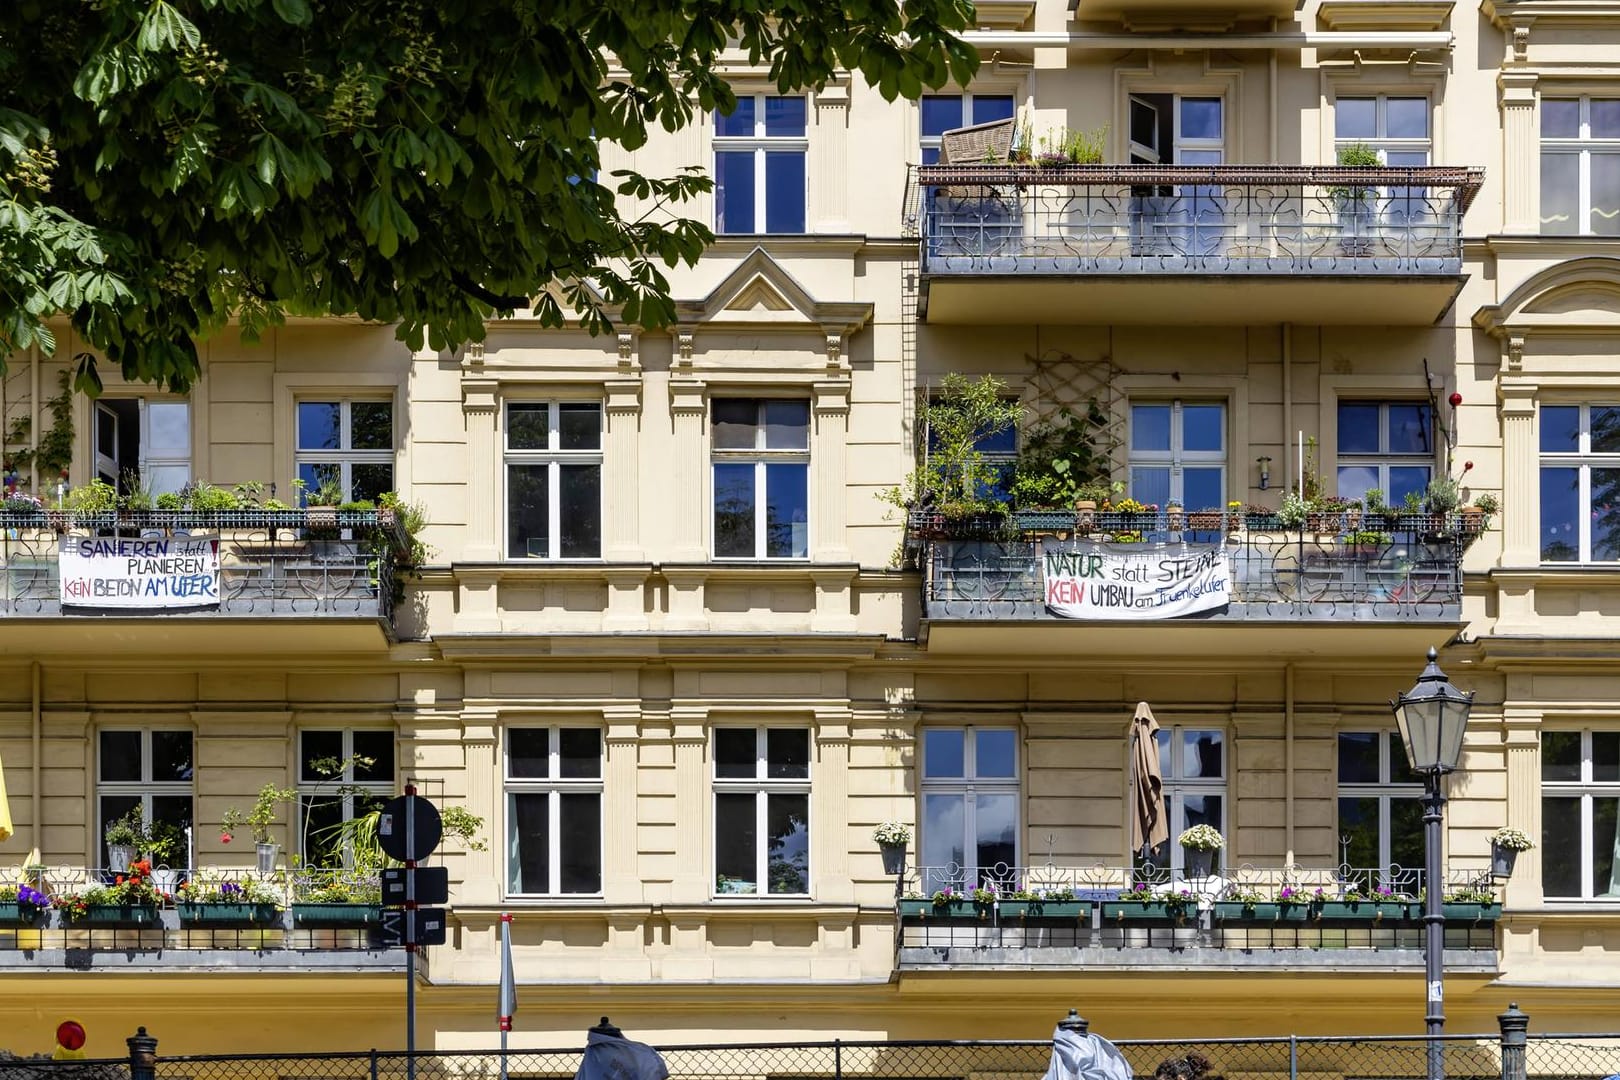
[220,833,231,844]
[1449,392,1463,407]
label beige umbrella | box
[0,752,12,842]
[1130,702,1168,857]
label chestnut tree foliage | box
[0,0,977,390]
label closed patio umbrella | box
[0,752,12,842]
[1130,702,1168,858]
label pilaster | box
[1500,382,1538,568]
[812,709,855,904]
[602,706,643,904]
[670,709,711,904]
[1502,707,1542,909]
[458,711,500,905]
[812,85,851,233]
[461,375,500,562]
[454,568,502,633]
[663,568,709,632]
[668,380,709,562]
[811,378,852,562]
[1499,72,1540,234]
[603,377,643,562]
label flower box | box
[0,902,47,925]
[998,900,1090,922]
[178,902,281,926]
[1102,900,1195,924]
[1213,901,1312,923]
[291,903,383,927]
[72,903,161,926]
[1441,901,1501,923]
[1313,900,1413,923]
[898,898,992,920]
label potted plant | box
[920,885,992,920]
[1490,826,1534,878]
[291,870,384,926]
[176,874,282,926]
[872,821,911,876]
[1426,475,1461,519]
[1462,491,1499,535]
[64,477,118,527]
[1178,824,1224,879]
[1313,884,1413,923]
[1000,887,1088,922]
[56,860,164,925]
[1277,492,1310,531]
[880,374,1022,539]
[1332,142,1381,255]
[1440,886,1502,923]
[142,819,187,892]
[1165,499,1185,531]
[1103,883,1197,925]
[104,807,145,873]
[1214,883,1314,923]
[0,882,50,925]
[1,491,45,524]
[222,784,298,874]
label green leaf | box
[137,1,202,52]
[270,0,313,26]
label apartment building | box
[2,0,1620,1056]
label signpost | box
[380,787,443,1080]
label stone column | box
[461,376,499,561]
[603,377,643,562]
[811,378,852,563]
[1500,72,1540,234]
[668,380,709,562]
[669,707,710,904]
[812,707,855,904]
[1502,705,1541,907]
[813,85,851,233]
[1500,379,1538,566]
[602,705,643,904]
[459,708,500,905]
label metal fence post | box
[1498,1003,1529,1080]
[127,1028,158,1080]
[369,1049,379,1080]
[835,1039,843,1080]
[1289,1035,1297,1080]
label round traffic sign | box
[377,795,442,862]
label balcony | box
[0,508,405,654]
[906,164,1483,325]
[911,509,1469,659]
[895,862,1502,972]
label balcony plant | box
[1332,142,1381,254]
[1103,883,1197,925]
[872,821,911,876]
[0,883,50,925]
[1178,824,1223,879]
[1462,491,1499,535]
[57,859,165,925]
[221,783,298,873]
[923,885,992,920]
[1440,886,1502,922]
[176,874,282,926]
[104,806,145,873]
[290,869,384,926]
[1213,883,1312,923]
[142,819,187,893]
[1000,887,1088,922]
[882,374,1023,542]
[1490,826,1534,878]
[0,491,45,522]
[1313,884,1413,923]
[1009,401,1116,515]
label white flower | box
[1491,826,1535,851]
[1177,824,1224,851]
[872,821,912,846]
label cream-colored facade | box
[5,0,1620,1057]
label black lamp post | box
[1390,647,1474,1080]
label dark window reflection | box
[511,793,551,893]
[1542,796,1581,896]
[510,729,551,779]
[559,793,602,893]
[151,731,193,782]
[99,730,142,782]
[560,728,600,779]
[715,792,757,891]
[1543,731,1581,781]
[766,793,809,893]
[714,463,756,556]
[715,729,757,778]
[1338,732,1379,783]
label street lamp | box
[1390,646,1474,1080]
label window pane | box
[764,462,808,558]
[1130,98,1159,148]
[1594,732,1620,783]
[1180,98,1222,140]
[100,730,142,782]
[976,792,1017,871]
[352,731,394,782]
[764,400,810,449]
[558,404,601,451]
[1542,730,1581,781]
[559,463,601,558]
[1184,794,1223,873]
[976,729,1017,778]
[1182,405,1224,452]
[298,462,339,503]
[1389,466,1431,506]
[510,792,550,893]
[1338,731,1380,783]
[1338,796,1379,867]
[351,463,392,503]
[712,400,759,449]
[1592,153,1620,236]
[1339,466,1378,503]
[559,792,602,893]
[351,402,392,450]
[1594,797,1620,897]
[715,792,758,892]
[1338,403,1381,453]
[764,151,805,233]
[1336,98,1377,140]
[714,463,757,557]
[972,96,1016,125]
[559,728,601,779]
[1391,735,1419,784]
[301,795,344,867]
[715,151,756,234]
[300,730,343,782]
[1542,795,1582,896]
[1542,405,1581,453]
[766,792,809,893]
[766,729,810,779]
[298,402,341,451]
[716,98,756,137]
[715,729,758,779]
[1595,407,1620,453]
[1593,468,1620,561]
[1132,404,1172,451]
[1131,466,1171,509]
[1388,403,1433,453]
[99,794,140,864]
[1541,466,1580,561]
[1390,797,1425,870]
[922,792,965,889]
[1594,99,1620,139]
[921,96,965,138]
[509,729,551,779]
[1543,98,1580,139]
[150,794,193,853]
[1181,730,1223,778]
[1184,468,1223,511]
[508,463,549,558]
[765,96,806,137]
[1541,152,1580,234]
[147,465,188,497]
[151,731,193,782]
[508,403,550,450]
[1386,98,1429,139]
[147,403,190,454]
[976,421,1018,456]
[924,729,965,778]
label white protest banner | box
[59,536,221,610]
[1043,540,1231,620]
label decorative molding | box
[677,328,695,366]
[462,378,498,414]
[971,0,1037,28]
[673,246,874,337]
[1318,0,1454,31]
[616,330,639,370]
[464,340,485,365]
[1507,332,1525,372]
[1474,256,1620,343]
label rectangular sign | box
[59,536,221,610]
[1043,541,1231,620]
[378,907,449,947]
[382,866,449,906]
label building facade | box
[4,0,1620,1056]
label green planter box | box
[178,902,280,926]
[1313,900,1413,923]
[897,898,992,921]
[291,903,383,927]
[72,903,160,926]
[1213,901,1312,923]
[0,902,47,925]
[1441,902,1501,923]
[998,900,1090,921]
[1101,900,1196,924]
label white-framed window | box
[506,727,603,896]
[1128,95,1224,166]
[1138,725,1225,875]
[713,727,810,896]
[1335,96,1431,166]
[1540,403,1620,563]
[295,398,394,502]
[920,93,1017,164]
[97,729,193,869]
[1540,97,1620,236]
[1129,400,1226,510]
[1336,730,1423,874]
[712,399,810,559]
[94,399,190,497]
[920,727,1018,894]
[505,402,602,559]
[1336,400,1434,505]
[714,95,807,234]
[1542,729,1620,900]
[297,729,395,867]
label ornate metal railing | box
[0,509,405,619]
[896,861,1497,899]
[907,164,1483,277]
[914,509,1471,622]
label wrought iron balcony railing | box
[905,164,1483,277]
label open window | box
[94,399,190,497]
[1127,95,1225,256]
